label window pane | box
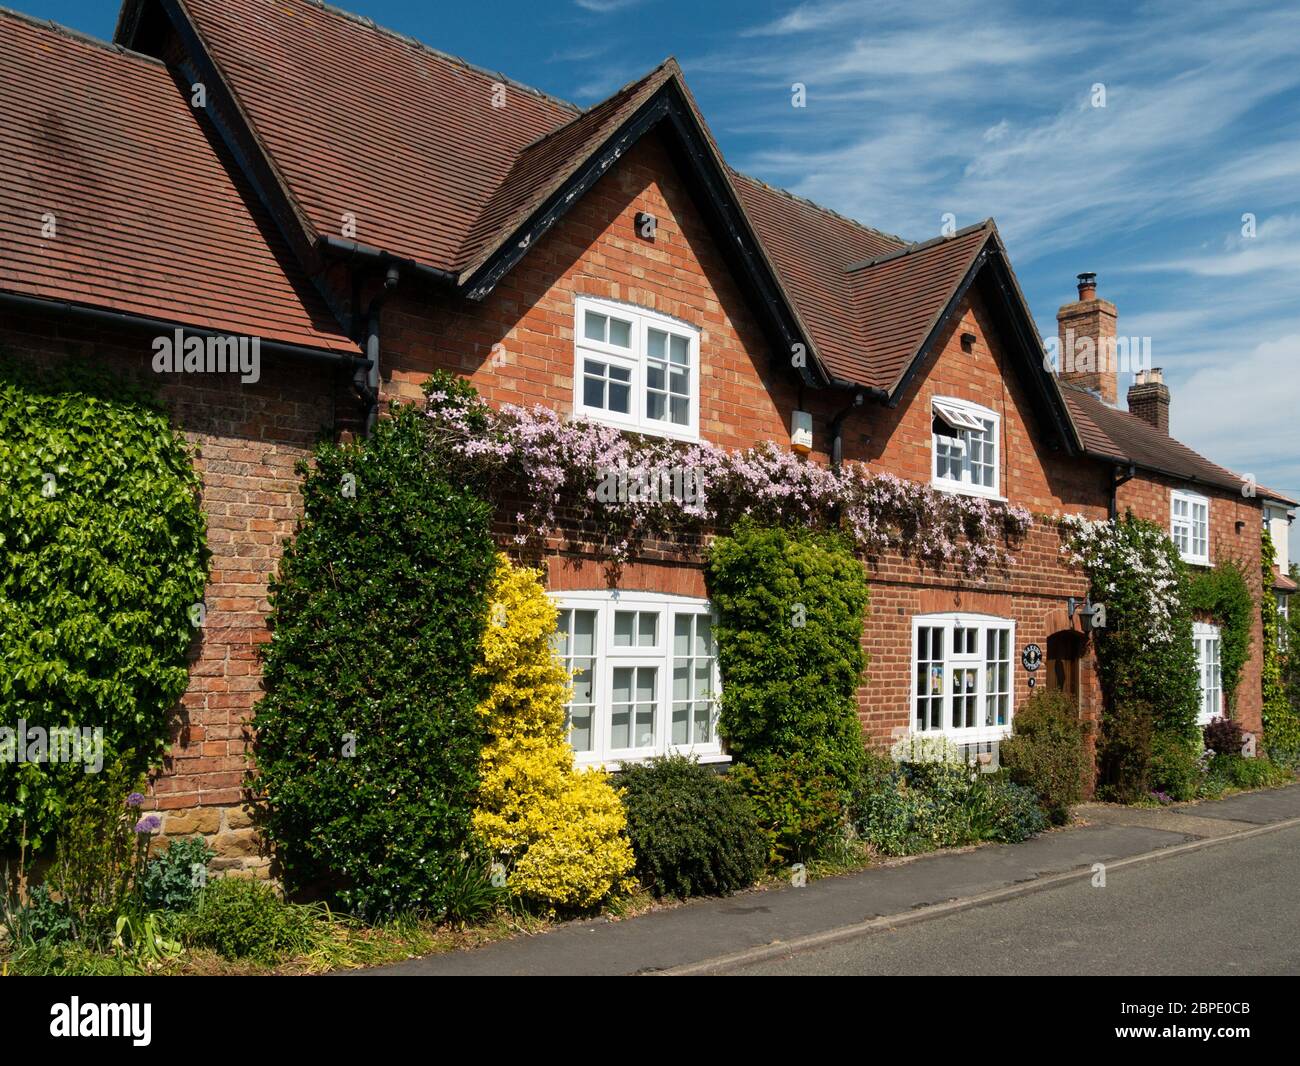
[670,396,689,425]
[646,392,666,421]
[637,612,658,647]
[695,617,711,656]
[614,611,635,647]
[609,382,630,413]
[572,611,596,656]
[611,666,633,748]
[670,335,689,365]
[584,312,606,342]
[647,364,665,391]
[609,317,631,348]
[674,615,692,656]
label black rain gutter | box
[319,236,458,289]
[0,291,370,371]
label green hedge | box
[0,361,208,851]
[251,403,497,919]
[706,522,869,790]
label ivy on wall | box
[0,360,209,852]
[1186,558,1254,713]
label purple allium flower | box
[134,814,162,834]
[126,792,145,808]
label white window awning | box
[933,400,987,432]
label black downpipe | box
[830,390,867,470]
[1110,462,1136,519]
[360,265,401,436]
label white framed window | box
[911,613,1015,744]
[1277,593,1289,651]
[551,590,722,767]
[1171,489,1210,565]
[1194,621,1222,725]
[573,297,699,440]
[931,396,1000,499]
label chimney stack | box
[1127,367,1170,433]
[1056,272,1118,405]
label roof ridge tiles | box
[843,219,993,273]
[728,168,910,248]
[300,0,582,115]
[0,4,165,66]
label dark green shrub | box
[1148,731,1200,802]
[136,835,215,913]
[1202,716,1244,757]
[1097,700,1155,803]
[252,403,497,920]
[2,883,75,947]
[1263,712,1300,771]
[853,760,1046,854]
[982,778,1049,844]
[618,756,766,898]
[999,689,1088,824]
[1210,753,1292,791]
[706,522,869,791]
[181,878,320,964]
[730,752,845,864]
[0,361,208,852]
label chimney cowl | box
[1076,272,1097,300]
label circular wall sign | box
[1021,643,1043,671]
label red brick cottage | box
[2,0,1291,873]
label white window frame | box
[1278,593,1289,652]
[551,590,724,768]
[930,396,1001,500]
[1193,621,1222,726]
[1171,488,1210,565]
[910,613,1016,745]
[572,297,700,441]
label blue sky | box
[36,0,1300,552]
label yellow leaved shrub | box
[473,555,635,911]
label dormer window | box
[931,397,1000,498]
[573,297,699,440]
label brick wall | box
[2,306,345,875]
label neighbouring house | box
[1,0,1292,873]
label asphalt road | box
[732,822,1300,975]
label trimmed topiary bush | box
[472,555,634,913]
[1148,730,1200,802]
[252,403,497,920]
[618,756,766,899]
[706,521,869,792]
[999,689,1088,824]
[1097,700,1155,803]
[0,361,208,852]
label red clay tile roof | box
[843,223,992,391]
[1274,569,1297,593]
[732,171,908,386]
[457,61,679,279]
[170,0,578,274]
[0,8,356,353]
[1059,383,1252,494]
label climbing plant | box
[1059,512,1199,741]
[0,359,208,852]
[1261,531,1300,768]
[1186,558,1254,712]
